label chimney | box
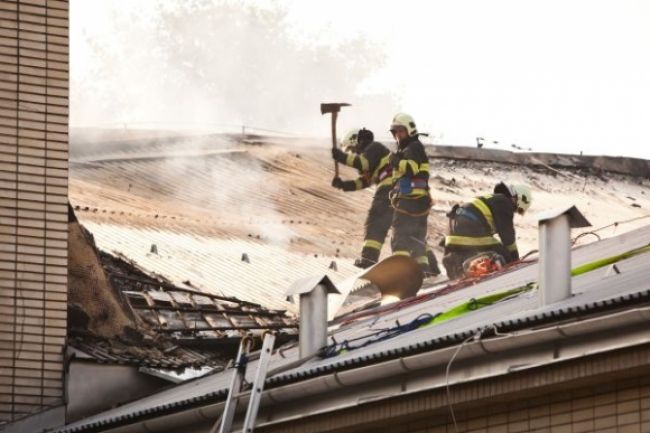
[537,206,591,306]
[285,275,339,358]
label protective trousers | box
[361,187,393,265]
[391,195,430,270]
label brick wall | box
[0,0,68,424]
[396,377,650,433]
[261,345,650,433]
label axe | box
[320,102,350,178]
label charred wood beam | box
[108,273,275,309]
[155,324,298,333]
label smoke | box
[70,0,397,136]
[69,0,400,254]
[127,134,298,247]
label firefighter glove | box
[331,147,347,163]
[331,176,345,189]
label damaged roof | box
[68,129,650,314]
[57,224,650,433]
[67,337,225,370]
[100,251,296,342]
[67,215,297,370]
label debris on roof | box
[68,215,136,338]
[100,251,297,344]
[67,205,297,369]
[68,336,225,370]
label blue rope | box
[321,313,437,358]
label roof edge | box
[57,300,650,433]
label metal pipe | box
[298,284,329,359]
[539,213,572,306]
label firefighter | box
[388,113,439,275]
[442,182,532,279]
[331,128,395,268]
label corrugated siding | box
[0,0,68,423]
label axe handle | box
[331,111,339,177]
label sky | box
[70,0,650,159]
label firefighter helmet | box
[390,113,418,137]
[511,183,532,214]
[340,128,360,151]
[494,182,533,214]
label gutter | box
[64,305,650,433]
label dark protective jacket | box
[391,135,430,199]
[444,193,519,262]
[336,142,393,191]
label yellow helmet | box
[340,128,360,151]
[390,113,418,137]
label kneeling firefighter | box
[442,182,532,279]
[331,127,395,268]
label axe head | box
[320,102,351,115]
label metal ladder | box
[213,333,276,433]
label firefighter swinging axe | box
[320,102,350,178]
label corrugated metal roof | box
[285,250,650,380]
[69,133,650,317]
[58,224,650,433]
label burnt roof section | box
[99,251,297,345]
[67,215,297,370]
[68,336,226,370]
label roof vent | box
[285,275,339,358]
[537,205,591,306]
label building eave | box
[58,304,650,433]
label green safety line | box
[426,284,534,326]
[571,245,650,276]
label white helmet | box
[495,182,532,214]
[511,184,532,214]
[390,113,418,137]
[340,128,360,151]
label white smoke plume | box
[70,0,397,136]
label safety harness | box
[445,195,503,248]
